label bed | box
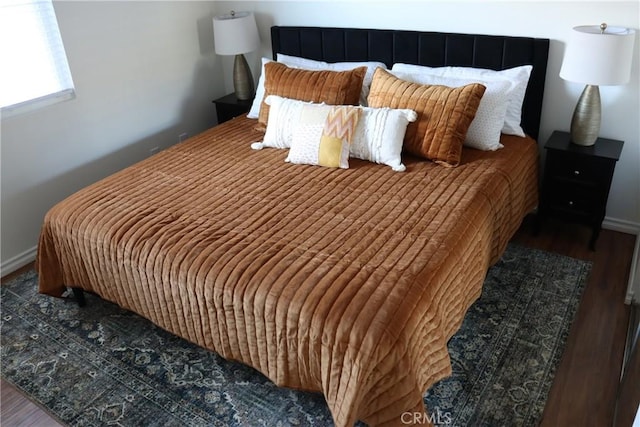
[37,27,549,426]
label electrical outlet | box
[149,147,160,156]
[178,132,188,142]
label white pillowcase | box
[251,95,416,172]
[247,56,387,119]
[391,63,532,137]
[391,70,511,151]
[247,57,275,119]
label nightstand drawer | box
[547,185,598,218]
[546,151,605,186]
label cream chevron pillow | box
[286,103,362,169]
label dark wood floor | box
[512,217,637,427]
[1,216,637,426]
[1,380,64,427]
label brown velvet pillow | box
[258,62,366,127]
[367,68,486,167]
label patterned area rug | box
[1,244,590,426]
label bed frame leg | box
[71,288,86,307]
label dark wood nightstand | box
[537,130,623,250]
[213,93,253,124]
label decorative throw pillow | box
[368,68,485,167]
[247,56,387,119]
[350,106,417,171]
[254,95,307,149]
[391,70,511,151]
[258,62,366,127]
[276,54,386,106]
[252,95,417,172]
[391,63,532,137]
[286,104,362,168]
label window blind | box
[0,0,75,117]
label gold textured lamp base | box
[233,54,255,101]
[570,84,601,146]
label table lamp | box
[559,23,635,146]
[213,11,260,101]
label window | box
[0,0,75,117]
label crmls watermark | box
[400,408,452,425]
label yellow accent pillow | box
[367,68,486,167]
[318,135,345,167]
[258,62,366,128]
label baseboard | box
[0,246,37,278]
[603,217,640,236]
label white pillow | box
[391,63,532,137]
[251,95,416,172]
[247,55,388,119]
[247,57,274,119]
[254,94,306,149]
[350,106,416,171]
[390,70,511,151]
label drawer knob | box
[573,170,580,176]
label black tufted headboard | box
[271,26,549,140]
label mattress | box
[37,116,538,426]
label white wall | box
[218,0,639,232]
[1,1,225,274]
[2,0,639,275]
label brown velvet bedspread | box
[37,116,538,426]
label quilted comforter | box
[37,116,538,426]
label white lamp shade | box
[560,25,636,86]
[213,11,259,56]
